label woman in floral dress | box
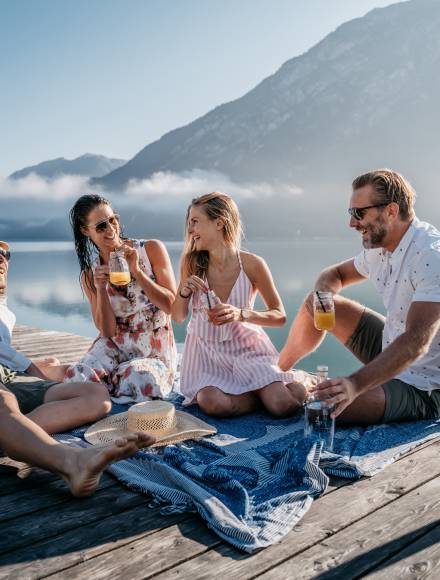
[63,194,177,402]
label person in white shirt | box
[0,241,111,434]
[279,169,440,424]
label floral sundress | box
[65,239,177,403]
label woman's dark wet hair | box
[70,193,113,292]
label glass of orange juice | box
[313,291,335,331]
[109,250,131,286]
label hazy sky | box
[1,0,396,176]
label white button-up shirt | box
[0,294,32,372]
[354,217,440,392]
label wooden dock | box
[1,325,439,579]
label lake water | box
[6,240,385,376]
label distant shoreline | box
[7,235,357,247]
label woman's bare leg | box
[257,381,307,418]
[196,386,259,417]
[27,382,111,433]
[0,387,154,497]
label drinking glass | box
[313,291,335,331]
[109,251,131,286]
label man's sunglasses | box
[88,214,120,233]
[0,248,10,261]
[348,203,389,221]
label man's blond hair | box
[352,169,416,221]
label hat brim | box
[85,410,217,447]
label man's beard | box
[361,216,387,249]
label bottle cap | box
[317,365,328,372]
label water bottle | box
[304,364,335,452]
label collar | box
[381,217,417,262]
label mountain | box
[9,153,126,180]
[96,0,440,209]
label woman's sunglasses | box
[348,203,388,221]
[0,248,10,261]
[88,214,120,233]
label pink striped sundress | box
[179,252,303,404]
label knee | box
[85,383,112,416]
[265,398,301,419]
[197,387,228,417]
[0,390,19,415]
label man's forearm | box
[315,266,343,294]
[349,331,427,394]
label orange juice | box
[314,310,335,331]
[109,272,131,286]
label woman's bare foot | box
[34,358,69,382]
[285,380,308,406]
[62,433,155,497]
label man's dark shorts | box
[345,309,440,423]
[0,364,58,414]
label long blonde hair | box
[182,192,243,278]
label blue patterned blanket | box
[61,400,440,553]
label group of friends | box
[1,168,439,497]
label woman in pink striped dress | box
[172,192,312,418]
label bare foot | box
[285,380,308,406]
[34,358,68,382]
[63,433,155,497]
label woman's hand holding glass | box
[121,244,140,277]
[180,275,208,298]
[94,264,110,289]
[208,303,241,325]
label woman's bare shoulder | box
[240,251,267,282]
[145,239,167,254]
[240,250,266,268]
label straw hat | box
[85,400,217,447]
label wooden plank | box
[259,477,440,579]
[12,339,91,350]
[36,516,217,580]
[0,507,190,580]
[146,440,440,580]
[0,460,58,497]
[365,522,440,579]
[13,342,91,352]
[0,484,148,555]
[0,473,115,523]
[12,333,91,344]
[15,350,89,362]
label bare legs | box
[279,292,387,424]
[0,388,154,497]
[196,387,259,417]
[196,380,309,418]
[28,382,112,434]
